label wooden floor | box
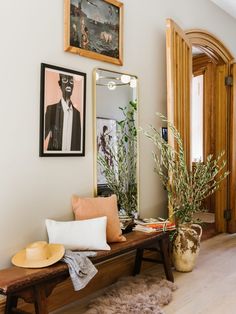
[52,233,236,314]
[165,233,236,314]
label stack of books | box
[133,218,176,233]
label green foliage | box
[143,113,229,224]
[97,100,138,216]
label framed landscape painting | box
[39,63,86,157]
[64,0,123,65]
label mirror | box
[93,68,138,217]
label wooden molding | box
[185,29,234,64]
[186,29,234,64]
[186,27,235,233]
[228,63,236,233]
[214,64,228,232]
[166,18,191,169]
[193,54,213,73]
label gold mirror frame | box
[93,68,139,215]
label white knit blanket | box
[61,250,98,291]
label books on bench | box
[133,218,176,233]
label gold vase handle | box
[191,224,202,239]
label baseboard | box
[0,250,160,313]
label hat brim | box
[11,244,65,268]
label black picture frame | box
[39,63,86,157]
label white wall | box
[1,0,236,267]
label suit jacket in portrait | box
[45,100,81,151]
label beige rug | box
[193,212,215,223]
[84,275,177,314]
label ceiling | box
[210,0,236,19]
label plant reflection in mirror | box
[143,113,229,225]
[97,100,137,217]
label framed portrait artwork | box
[96,117,117,187]
[64,0,123,65]
[39,63,86,157]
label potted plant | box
[143,113,229,272]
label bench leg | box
[133,248,144,275]
[5,295,18,314]
[159,235,174,282]
[33,285,48,314]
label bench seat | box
[0,231,173,314]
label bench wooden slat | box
[0,231,167,294]
[0,263,68,294]
[0,231,173,314]
[92,231,167,263]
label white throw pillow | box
[45,217,110,251]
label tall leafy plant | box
[143,113,229,224]
[97,100,138,216]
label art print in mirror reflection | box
[97,117,117,185]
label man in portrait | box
[44,73,81,151]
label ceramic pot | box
[172,223,202,272]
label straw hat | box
[11,241,65,268]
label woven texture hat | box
[11,241,65,268]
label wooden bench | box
[0,231,173,314]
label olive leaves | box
[143,113,229,224]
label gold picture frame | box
[64,0,123,66]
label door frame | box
[185,29,234,232]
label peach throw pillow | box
[72,194,126,243]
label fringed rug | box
[85,275,177,314]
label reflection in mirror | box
[94,68,138,217]
[191,74,203,162]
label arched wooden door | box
[186,29,235,233]
[166,19,236,233]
